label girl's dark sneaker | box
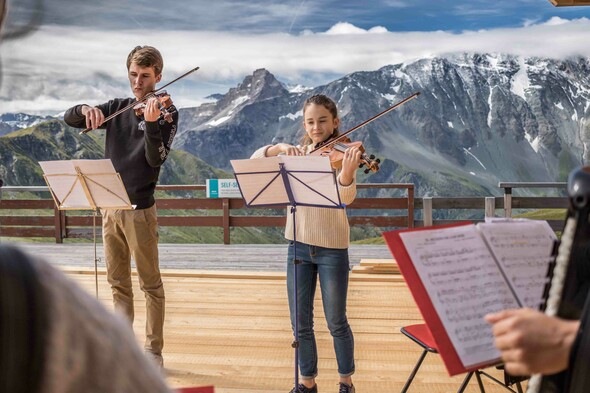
[289,383,318,393]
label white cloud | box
[325,22,389,35]
[543,16,570,26]
[2,17,590,114]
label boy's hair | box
[126,46,163,76]
[301,94,340,146]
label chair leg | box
[479,369,523,393]
[475,371,486,393]
[458,372,474,393]
[401,349,428,393]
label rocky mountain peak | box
[4,53,590,198]
[219,68,288,106]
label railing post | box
[407,186,414,228]
[222,198,230,245]
[54,206,64,243]
[423,197,433,227]
[485,197,495,219]
[503,187,512,218]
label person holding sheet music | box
[64,46,177,368]
[486,306,590,391]
[251,94,361,393]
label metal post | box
[222,198,230,245]
[504,187,512,218]
[485,197,495,219]
[423,197,433,227]
[408,186,415,228]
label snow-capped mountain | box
[2,53,589,197]
[0,113,56,136]
[174,54,590,196]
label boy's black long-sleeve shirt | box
[64,98,178,209]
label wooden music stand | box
[230,155,343,390]
[39,159,133,298]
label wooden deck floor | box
[16,243,523,393]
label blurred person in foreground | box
[0,244,172,393]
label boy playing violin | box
[251,94,362,393]
[64,45,177,369]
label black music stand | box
[230,155,344,390]
[39,159,133,298]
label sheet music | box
[40,160,91,208]
[231,155,340,208]
[477,220,556,309]
[400,224,518,368]
[39,159,131,209]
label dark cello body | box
[528,167,590,392]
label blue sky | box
[2,0,590,114]
[5,0,590,33]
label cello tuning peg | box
[358,163,364,168]
[376,158,381,164]
[369,154,375,160]
[364,168,370,174]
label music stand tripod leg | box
[93,208,99,299]
[291,204,301,390]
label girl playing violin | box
[251,94,361,393]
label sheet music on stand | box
[230,154,343,390]
[39,159,133,297]
[231,155,342,208]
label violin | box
[79,66,199,134]
[133,91,175,123]
[308,92,421,174]
[311,136,380,174]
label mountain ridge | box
[2,52,589,197]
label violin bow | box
[79,66,200,135]
[310,91,420,153]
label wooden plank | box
[512,197,568,209]
[0,216,54,225]
[59,267,520,393]
[348,216,407,227]
[229,216,285,227]
[360,258,396,266]
[157,199,223,209]
[0,227,54,237]
[347,198,410,209]
[158,216,223,226]
[356,258,400,274]
[0,199,54,209]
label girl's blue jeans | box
[287,241,355,379]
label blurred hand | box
[485,308,579,375]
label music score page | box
[398,221,554,369]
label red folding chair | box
[401,323,523,393]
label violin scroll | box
[360,153,381,174]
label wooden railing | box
[0,183,414,244]
[418,182,568,231]
[0,181,569,243]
